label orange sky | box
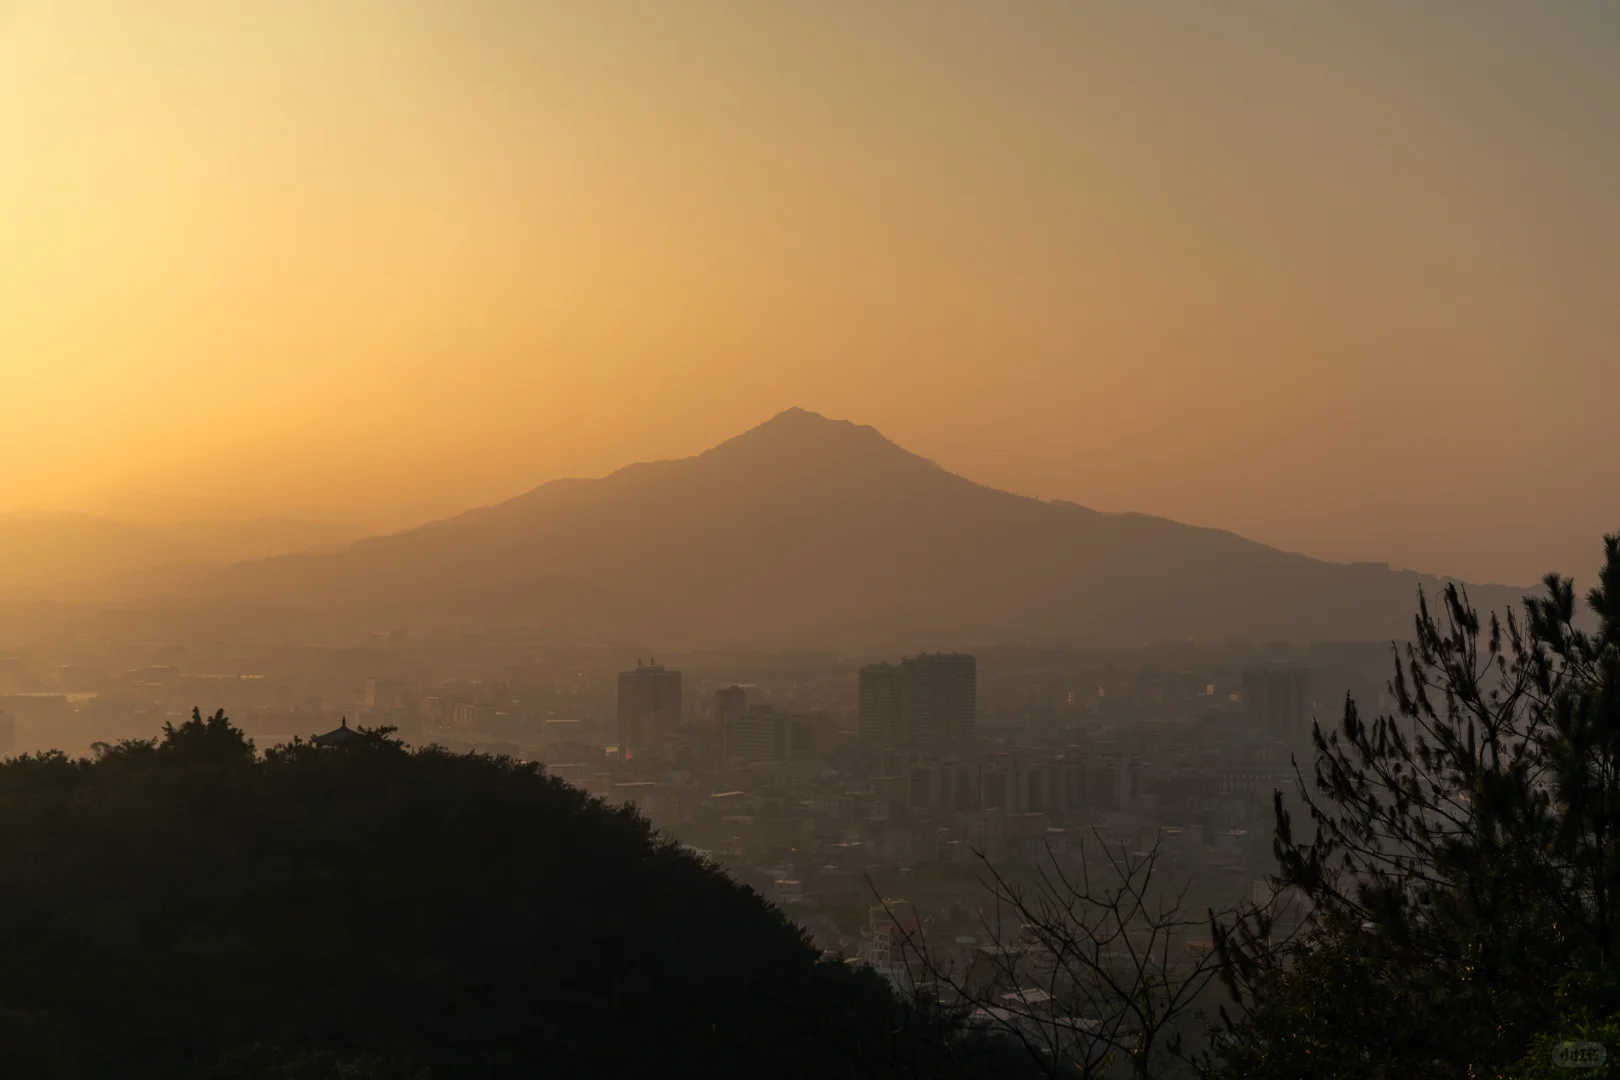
[2,2,1617,585]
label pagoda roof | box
[313,718,364,747]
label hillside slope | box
[199,409,1528,646]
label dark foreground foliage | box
[1207,535,1620,1079]
[0,713,1030,1079]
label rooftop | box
[312,718,364,748]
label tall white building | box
[1241,665,1313,741]
[617,659,682,761]
[902,652,976,759]
[858,663,904,748]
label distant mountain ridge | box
[0,512,372,602]
[185,408,1527,648]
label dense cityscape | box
[0,633,1380,991]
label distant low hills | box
[171,408,1528,648]
[0,512,372,602]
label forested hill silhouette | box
[0,710,1028,1078]
[202,408,1527,646]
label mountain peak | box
[702,408,926,469]
[194,405,1530,648]
[745,407,861,438]
[765,406,826,424]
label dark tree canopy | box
[0,711,1019,1079]
[1208,535,1620,1079]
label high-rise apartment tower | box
[617,659,682,760]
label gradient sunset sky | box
[2,1,1616,585]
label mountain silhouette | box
[0,512,371,602]
[197,409,1528,647]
